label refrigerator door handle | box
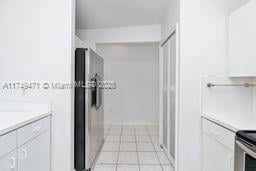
[95,74,103,110]
[88,89,91,132]
[96,74,100,109]
[91,76,97,108]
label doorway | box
[90,42,173,171]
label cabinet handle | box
[9,157,16,169]
[21,149,28,160]
[33,126,43,133]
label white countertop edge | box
[202,114,238,133]
[0,111,52,136]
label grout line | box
[104,125,111,141]
[134,125,140,171]
[146,125,164,171]
[115,125,122,171]
[97,125,167,170]
[97,163,163,166]
[164,150,172,164]
[104,127,110,140]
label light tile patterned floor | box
[93,125,174,171]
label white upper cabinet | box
[229,0,256,77]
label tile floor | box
[93,124,174,171]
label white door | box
[160,24,179,165]
[169,34,176,159]
[18,131,50,171]
[87,49,104,169]
[162,41,169,148]
[0,151,17,171]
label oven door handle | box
[236,141,256,159]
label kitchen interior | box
[0,0,256,171]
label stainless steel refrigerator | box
[74,48,104,171]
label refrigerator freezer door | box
[74,48,86,171]
[86,49,104,170]
[75,48,104,171]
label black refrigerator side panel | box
[75,48,86,170]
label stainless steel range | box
[235,131,256,171]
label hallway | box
[93,124,174,171]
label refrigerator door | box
[75,48,86,171]
[86,49,104,170]
[75,48,104,171]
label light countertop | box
[202,113,256,132]
[0,111,51,136]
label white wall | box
[76,36,88,48]
[228,0,251,13]
[202,77,253,115]
[161,0,180,39]
[96,43,159,125]
[177,0,250,171]
[76,25,161,49]
[0,0,75,171]
[253,79,256,117]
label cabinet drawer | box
[202,119,235,151]
[0,131,17,158]
[17,117,50,146]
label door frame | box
[159,23,180,170]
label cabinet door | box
[18,130,50,171]
[229,0,256,77]
[203,134,234,171]
[0,151,17,171]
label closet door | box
[169,34,176,159]
[160,26,178,165]
[162,42,169,148]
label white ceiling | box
[76,0,169,29]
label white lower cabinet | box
[202,118,235,171]
[0,151,17,171]
[203,134,234,171]
[18,130,50,171]
[0,117,51,171]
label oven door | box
[235,139,256,171]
